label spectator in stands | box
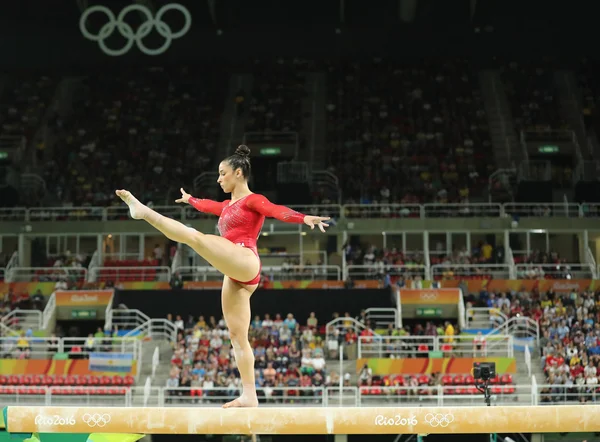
[307,312,318,329]
[166,374,179,403]
[174,315,184,331]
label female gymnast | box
[116,144,330,408]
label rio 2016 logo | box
[34,415,76,426]
[374,415,418,426]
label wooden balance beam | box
[4,405,600,435]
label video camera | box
[473,361,496,381]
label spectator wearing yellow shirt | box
[444,321,455,343]
[481,241,493,262]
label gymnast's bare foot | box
[115,189,148,220]
[222,394,259,408]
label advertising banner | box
[399,288,460,305]
[357,357,516,375]
[55,290,113,307]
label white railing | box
[431,264,511,279]
[1,309,42,331]
[0,336,141,359]
[0,208,27,221]
[585,246,598,279]
[466,307,509,329]
[7,202,600,222]
[515,263,595,279]
[151,347,160,378]
[143,377,152,407]
[42,293,56,330]
[164,386,324,406]
[531,375,538,406]
[0,384,546,407]
[535,383,600,404]
[325,317,376,347]
[357,385,533,406]
[27,207,105,221]
[345,265,426,281]
[6,267,87,283]
[358,335,514,358]
[323,387,359,407]
[487,316,539,344]
[504,203,580,217]
[123,318,178,344]
[111,309,150,332]
[423,203,503,218]
[104,294,114,332]
[90,266,171,283]
[524,345,531,378]
[177,265,341,281]
[364,308,399,329]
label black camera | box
[473,362,496,381]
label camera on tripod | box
[473,362,496,381]
[473,362,496,406]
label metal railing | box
[488,316,539,343]
[431,264,511,279]
[504,203,581,218]
[515,263,595,279]
[524,345,531,378]
[122,319,177,344]
[111,309,150,332]
[358,385,533,407]
[0,385,540,407]
[164,386,324,406]
[466,307,508,329]
[0,208,27,221]
[42,293,56,330]
[28,207,105,221]
[89,266,171,283]
[7,202,600,222]
[364,308,399,329]
[0,336,141,360]
[423,203,503,218]
[5,267,87,283]
[358,335,514,358]
[1,309,42,331]
[177,265,341,281]
[536,384,600,404]
[345,265,426,281]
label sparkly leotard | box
[188,194,306,285]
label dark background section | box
[115,288,395,321]
[0,0,597,69]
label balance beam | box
[5,405,600,435]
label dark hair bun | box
[235,145,251,158]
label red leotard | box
[188,193,306,285]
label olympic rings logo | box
[419,292,438,300]
[79,3,192,56]
[82,413,111,428]
[424,413,454,428]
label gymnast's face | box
[217,161,243,193]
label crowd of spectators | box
[39,66,226,207]
[165,311,345,404]
[325,58,491,206]
[0,73,55,139]
[244,58,309,133]
[500,59,567,134]
[536,289,600,403]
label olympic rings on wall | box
[79,3,192,56]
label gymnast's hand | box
[303,215,330,233]
[175,188,192,204]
